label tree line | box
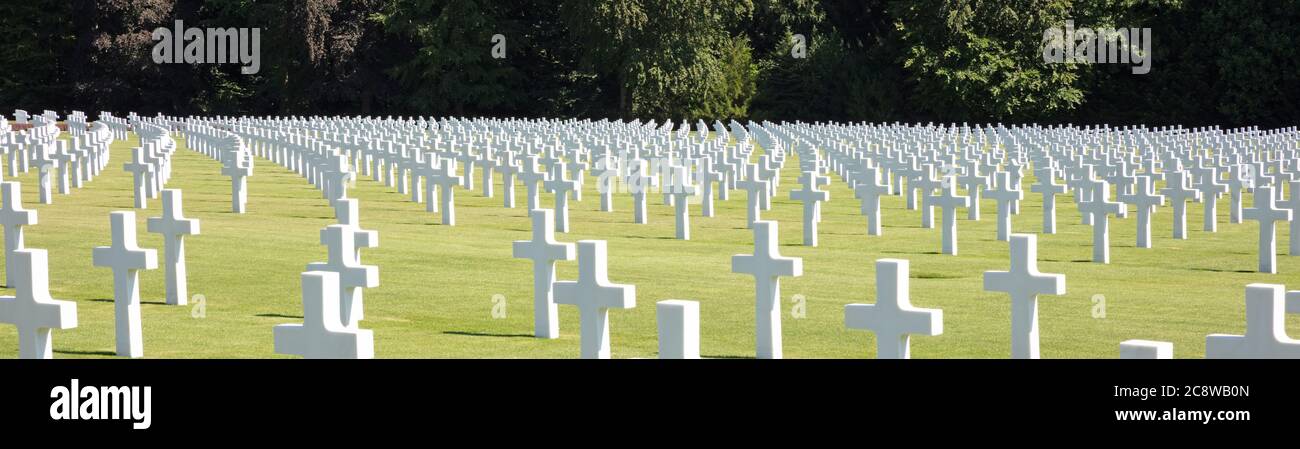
[2,0,1296,128]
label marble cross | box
[1280,181,1300,256]
[512,209,574,339]
[984,234,1065,359]
[1205,283,1300,358]
[732,220,802,359]
[737,164,768,229]
[1243,186,1291,274]
[1117,175,1164,249]
[273,271,374,359]
[307,224,380,328]
[429,160,463,225]
[0,249,77,359]
[666,165,696,240]
[930,176,970,255]
[1030,167,1067,234]
[0,181,36,288]
[854,165,888,236]
[1193,167,1227,232]
[1159,171,1201,240]
[92,211,158,358]
[123,148,155,209]
[553,240,636,359]
[543,163,578,233]
[790,171,830,246]
[844,259,942,359]
[146,189,200,305]
[985,172,1023,241]
[1078,179,1124,263]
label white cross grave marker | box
[1205,283,1300,358]
[0,249,77,359]
[553,240,636,359]
[429,160,462,226]
[306,225,379,328]
[737,164,767,229]
[1281,181,1300,256]
[146,189,199,306]
[790,171,829,246]
[854,165,888,236]
[667,165,696,240]
[1243,186,1291,274]
[844,259,942,359]
[512,209,574,339]
[732,220,802,359]
[92,211,158,358]
[985,172,1023,241]
[1117,175,1164,249]
[273,271,374,359]
[0,181,37,288]
[983,234,1065,359]
[1159,171,1200,240]
[1079,179,1124,263]
[544,163,578,233]
[1030,167,1067,234]
[930,176,970,255]
[1194,167,1227,232]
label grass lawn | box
[0,131,1297,358]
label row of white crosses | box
[174,117,387,358]
[181,118,390,359]
[0,180,77,358]
[8,116,1297,360]
[0,166,200,358]
[0,108,200,359]
[513,209,637,358]
[121,118,178,209]
[0,113,115,204]
[176,117,387,359]
[184,121,253,213]
[748,120,1294,359]
[89,186,201,358]
[66,111,89,137]
[43,123,115,203]
[148,116,385,359]
[207,118,1297,359]
[791,122,1300,274]
[3,116,57,186]
[203,115,786,250]
[275,207,380,359]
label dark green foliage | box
[0,0,1296,126]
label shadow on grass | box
[913,272,963,279]
[54,349,116,356]
[880,250,941,255]
[88,298,168,305]
[442,330,536,338]
[624,234,676,240]
[702,354,756,359]
[1188,267,1256,274]
[256,313,303,319]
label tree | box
[560,0,756,120]
[378,0,520,116]
[890,0,1084,121]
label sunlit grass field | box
[0,131,1296,358]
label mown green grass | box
[0,132,1297,358]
